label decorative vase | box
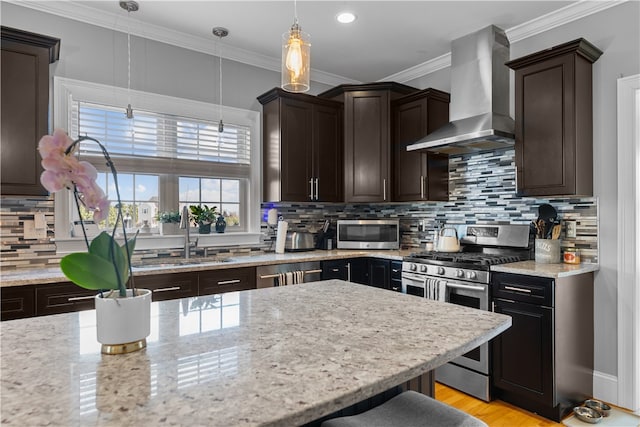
[198,223,211,234]
[215,215,227,233]
[95,288,151,355]
[160,222,180,236]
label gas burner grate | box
[408,252,523,266]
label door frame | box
[616,73,640,412]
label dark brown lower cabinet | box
[35,282,96,316]
[199,267,256,295]
[1,285,35,320]
[368,258,390,290]
[135,272,198,302]
[491,272,593,422]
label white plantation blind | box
[71,101,251,164]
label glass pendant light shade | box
[281,22,310,93]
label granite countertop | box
[0,249,412,287]
[0,280,511,426]
[491,260,599,278]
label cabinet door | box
[492,298,554,407]
[280,97,314,201]
[199,267,256,296]
[514,55,574,196]
[393,98,427,201]
[1,286,35,320]
[35,282,96,316]
[322,259,350,280]
[344,91,390,202]
[368,259,390,290]
[1,29,59,196]
[134,272,198,302]
[313,103,343,202]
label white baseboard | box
[593,370,618,405]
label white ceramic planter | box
[95,288,151,354]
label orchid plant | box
[39,129,137,297]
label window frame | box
[53,77,261,253]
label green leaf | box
[89,231,128,288]
[60,253,121,290]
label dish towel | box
[424,278,447,302]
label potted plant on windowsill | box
[189,204,217,234]
[38,129,150,355]
[156,210,181,235]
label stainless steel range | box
[401,224,532,401]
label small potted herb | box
[156,210,181,235]
[189,205,217,234]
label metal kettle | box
[436,226,461,252]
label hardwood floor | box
[435,383,564,427]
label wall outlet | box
[23,220,47,240]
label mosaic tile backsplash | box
[0,148,598,271]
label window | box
[54,77,261,251]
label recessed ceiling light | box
[336,12,356,24]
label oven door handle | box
[445,282,486,292]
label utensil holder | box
[535,239,561,264]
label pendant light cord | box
[219,37,223,129]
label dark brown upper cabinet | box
[391,89,450,202]
[1,27,60,196]
[507,39,602,197]
[319,82,417,203]
[258,88,343,202]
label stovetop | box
[406,251,524,267]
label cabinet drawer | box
[1,286,36,320]
[36,282,96,316]
[390,261,402,280]
[199,267,256,296]
[135,272,198,302]
[492,272,554,307]
[322,260,349,280]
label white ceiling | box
[11,1,621,85]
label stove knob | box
[456,269,465,278]
[437,267,445,275]
[410,263,417,272]
[420,264,428,273]
[466,271,477,280]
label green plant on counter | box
[156,210,181,224]
[189,204,217,225]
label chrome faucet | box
[179,205,195,259]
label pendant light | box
[119,1,138,119]
[281,0,310,93]
[212,27,228,133]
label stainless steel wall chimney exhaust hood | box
[407,25,514,155]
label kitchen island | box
[0,279,510,426]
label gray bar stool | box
[320,391,487,427]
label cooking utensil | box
[551,224,561,240]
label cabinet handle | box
[331,268,340,272]
[347,262,351,282]
[152,286,182,293]
[504,285,532,293]
[515,166,519,192]
[218,279,241,285]
[314,178,319,201]
[491,301,495,312]
[420,175,425,199]
[67,295,95,302]
[391,286,400,291]
[383,178,387,201]
[392,269,399,273]
[309,178,314,200]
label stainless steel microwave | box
[336,219,400,250]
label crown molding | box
[380,53,451,84]
[506,0,627,43]
[6,0,626,85]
